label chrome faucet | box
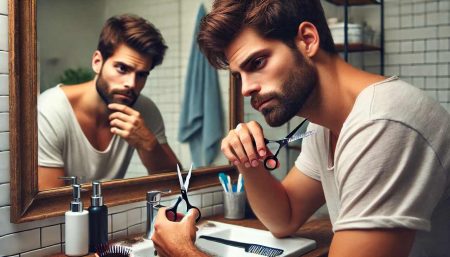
[145,190,170,240]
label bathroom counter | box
[47,217,332,257]
[208,216,332,257]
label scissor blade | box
[288,130,316,143]
[177,164,184,188]
[184,163,193,192]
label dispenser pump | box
[70,184,84,212]
[91,181,103,207]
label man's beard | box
[251,49,318,127]
[95,70,139,107]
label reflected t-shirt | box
[38,84,167,182]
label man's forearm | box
[239,166,294,236]
[137,142,179,172]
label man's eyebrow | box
[115,61,150,75]
[114,61,133,69]
[238,49,267,70]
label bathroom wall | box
[1,0,450,256]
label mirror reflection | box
[36,0,229,191]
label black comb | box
[199,235,284,257]
[95,243,132,257]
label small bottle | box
[65,184,89,256]
[88,181,108,252]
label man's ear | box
[295,22,320,58]
[92,50,104,74]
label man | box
[152,1,450,257]
[38,14,179,190]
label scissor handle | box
[264,155,279,170]
[165,196,182,221]
[181,190,202,223]
[187,206,202,223]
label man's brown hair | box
[97,14,167,69]
[198,0,336,69]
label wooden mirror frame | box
[9,0,243,223]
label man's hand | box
[152,208,208,257]
[108,103,157,151]
[221,121,268,170]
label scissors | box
[165,164,201,223]
[263,119,315,170]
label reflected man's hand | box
[108,103,158,151]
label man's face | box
[226,28,318,127]
[94,44,152,106]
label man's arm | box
[240,165,325,237]
[221,121,325,237]
[108,103,179,172]
[329,229,416,257]
[38,166,65,190]
[137,142,180,173]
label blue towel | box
[178,4,224,167]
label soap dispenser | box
[65,183,89,256]
[88,181,108,252]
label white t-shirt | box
[38,85,167,182]
[296,77,450,257]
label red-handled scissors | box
[165,164,201,223]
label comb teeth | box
[247,244,284,257]
[96,243,132,257]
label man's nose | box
[240,75,261,97]
[124,73,137,89]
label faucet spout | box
[145,190,170,240]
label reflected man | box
[38,14,179,190]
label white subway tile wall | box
[1,0,449,256]
[0,15,7,51]
[382,0,450,112]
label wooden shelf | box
[335,43,381,52]
[325,0,380,6]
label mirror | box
[36,0,230,187]
[9,0,242,223]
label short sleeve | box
[295,123,324,181]
[334,120,447,232]
[38,97,65,167]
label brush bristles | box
[95,243,132,257]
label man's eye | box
[116,65,128,73]
[251,57,266,70]
[233,73,241,80]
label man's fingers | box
[247,121,266,158]
[228,131,249,165]
[108,103,138,116]
[181,209,199,225]
[109,111,134,123]
[234,125,257,168]
[110,127,130,138]
[110,119,132,131]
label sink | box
[118,220,316,257]
[128,239,155,257]
[196,221,316,257]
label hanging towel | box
[178,4,224,167]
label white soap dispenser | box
[65,183,89,256]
